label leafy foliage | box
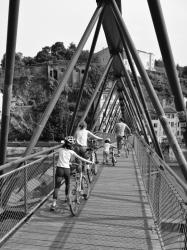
[0,41,104,141]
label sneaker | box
[80,190,84,195]
[65,196,70,204]
[50,204,56,211]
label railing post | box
[147,153,151,195]
[53,151,56,188]
[24,163,28,214]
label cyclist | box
[50,136,93,211]
[115,117,131,157]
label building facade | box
[94,47,155,71]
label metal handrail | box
[0,144,61,172]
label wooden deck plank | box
[2,149,162,250]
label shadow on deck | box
[1,148,162,250]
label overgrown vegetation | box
[0,42,105,141]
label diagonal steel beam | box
[23,4,104,156]
[69,5,105,135]
[110,0,187,181]
[89,70,110,130]
[79,56,113,125]
[98,82,116,131]
[147,0,187,148]
[91,81,116,131]
[118,54,163,157]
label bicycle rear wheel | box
[82,175,90,200]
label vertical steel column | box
[147,0,187,147]
[0,0,20,166]
[69,6,105,135]
[110,0,187,181]
[23,4,104,156]
[79,57,113,125]
[91,81,116,131]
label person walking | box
[115,118,131,157]
[50,136,93,211]
[103,138,111,164]
[74,121,103,160]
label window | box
[53,69,58,80]
[153,123,157,128]
[171,122,174,127]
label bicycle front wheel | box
[82,175,90,200]
[87,166,94,183]
[69,179,81,216]
[93,163,98,175]
[112,156,116,166]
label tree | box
[65,42,76,60]
[51,42,66,60]
[182,66,187,78]
[1,52,25,69]
[34,46,52,63]
[23,56,36,66]
[155,59,164,68]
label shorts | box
[116,135,123,150]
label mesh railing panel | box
[134,136,187,250]
[0,151,59,244]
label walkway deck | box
[1,149,162,250]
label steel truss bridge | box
[0,0,187,249]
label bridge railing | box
[0,145,61,246]
[133,135,187,249]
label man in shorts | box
[115,118,131,157]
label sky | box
[0,0,187,66]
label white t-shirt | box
[75,128,102,147]
[57,148,75,168]
[115,122,128,137]
[75,128,89,147]
[103,142,111,153]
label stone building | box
[94,47,155,71]
[0,60,86,91]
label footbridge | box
[0,1,187,249]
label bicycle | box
[87,139,99,176]
[122,135,131,158]
[69,162,90,216]
[110,146,117,166]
